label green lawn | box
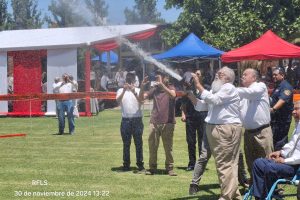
[0,110,297,200]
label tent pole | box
[107,51,111,73]
[85,48,92,117]
[118,47,122,69]
[141,58,145,79]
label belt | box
[246,124,270,134]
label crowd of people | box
[7,59,298,199]
[114,64,299,200]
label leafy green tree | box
[124,0,165,24]
[11,0,43,29]
[46,0,89,27]
[0,0,12,30]
[163,0,300,50]
[85,0,108,25]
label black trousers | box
[186,117,205,167]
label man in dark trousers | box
[181,69,208,171]
[252,100,300,200]
[270,67,293,151]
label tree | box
[0,0,12,30]
[11,0,43,29]
[162,0,300,50]
[46,0,89,27]
[85,0,108,25]
[124,0,165,24]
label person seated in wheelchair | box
[252,100,300,200]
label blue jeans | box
[252,158,298,199]
[120,117,144,169]
[57,100,75,134]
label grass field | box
[0,110,297,200]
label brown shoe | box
[167,169,177,176]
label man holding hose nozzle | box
[140,70,178,176]
[186,67,242,200]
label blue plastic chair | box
[243,186,253,200]
[265,166,300,200]
[243,167,300,200]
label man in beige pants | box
[140,71,177,176]
[238,68,274,180]
[189,66,242,200]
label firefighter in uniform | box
[270,67,293,151]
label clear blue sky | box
[24,0,181,25]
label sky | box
[25,0,182,25]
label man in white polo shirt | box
[116,72,145,172]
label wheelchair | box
[243,167,300,200]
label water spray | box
[117,36,183,81]
[71,3,183,81]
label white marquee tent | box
[0,24,157,116]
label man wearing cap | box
[270,67,293,151]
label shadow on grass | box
[176,166,211,173]
[176,166,188,171]
[171,195,218,200]
[52,133,72,136]
[171,183,220,200]
[111,167,169,175]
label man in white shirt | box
[116,72,145,172]
[100,71,110,91]
[190,66,242,200]
[238,68,274,178]
[55,74,76,135]
[115,68,127,88]
[252,100,300,199]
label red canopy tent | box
[222,30,300,63]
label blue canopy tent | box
[153,33,224,61]
[92,51,118,63]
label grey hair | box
[247,68,260,81]
[221,66,235,83]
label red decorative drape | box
[128,29,156,41]
[93,28,157,51]
[11,50,45,113]
[93,41,119,52]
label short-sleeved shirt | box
[116,88,142,118]
[147,85,176,124]
[59,82,73,94]
[270,80,293,120]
